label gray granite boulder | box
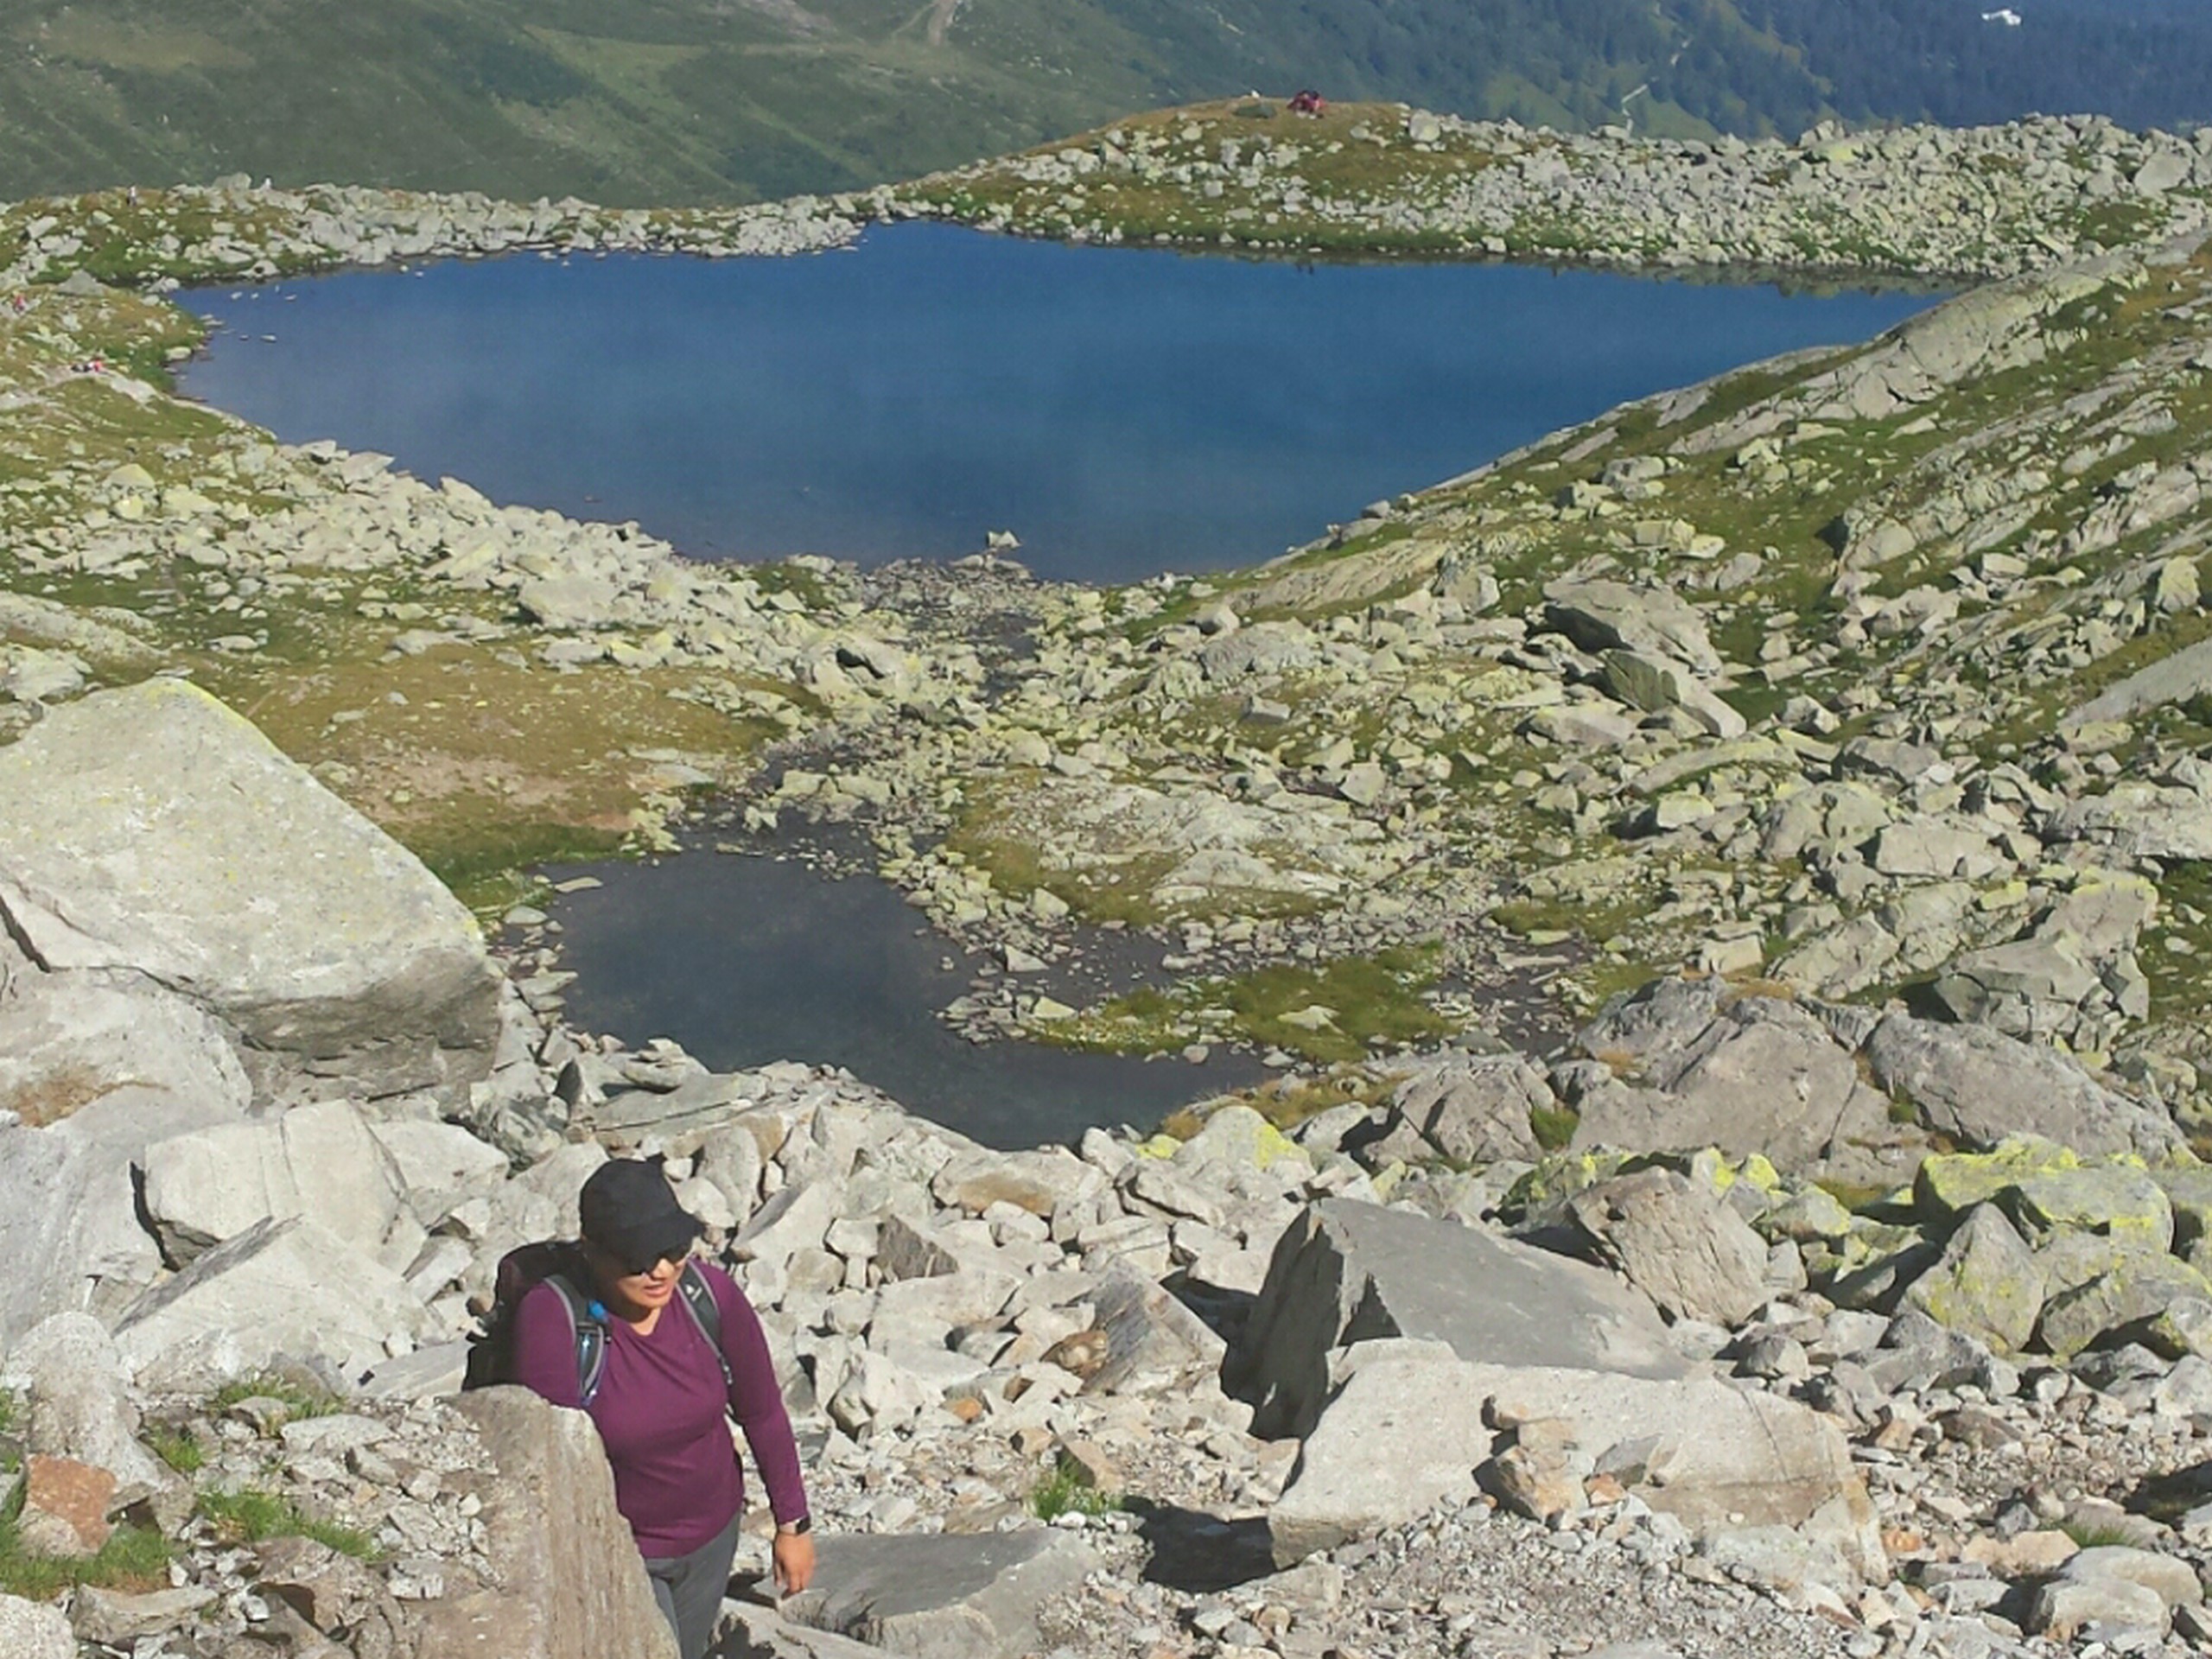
[111,1215,435,1390]
[1266,1338,1499,1565]
[1084,1265,1227,1395]
[1567,981,1896,1180]
[1224,1198,1688,1441]
[1863,1013,2178,1158]
[140,1099,417,1269]
[1268,1334,1882,1578]
[1543,578,1722,676]
[1364,1052,1550,1166]
[1901,1204,2044,1355]
[1567,1168,1771,1326]
[0,680,500,1097]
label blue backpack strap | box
[544,1273,608,1406]
[675,1262,734,1393]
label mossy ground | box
[1052,947,1452,1064]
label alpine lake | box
[178,222,1938,1147]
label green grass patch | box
[419,820,630,913]
[210,1372,340,1424]
[148,1426,205,1476]
[197,1490,379,1560]
[0,1479,173,1601]
[2058,1516,2145,1550]
[1529,1103,1580,1151]
[1030,1464,1122,1522]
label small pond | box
[541,848,1268,1150]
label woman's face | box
[588,1243,684,1313]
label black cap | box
[578,1158,702,1271]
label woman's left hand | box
[772,1529,817,1596]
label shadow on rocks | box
[1130,1501,1276,1594]
[2126,1462,2212,1527]
[1164,1273,1258,1350]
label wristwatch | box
[776,1516,812,1536]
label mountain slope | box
[3,0,2212,205]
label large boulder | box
[1567,1168,1771,1327]
[1084,1266,1228,1395]
[111,1215,435,1390]
[1237,1202,1878,1579]
[414,1389,677,1659]
[0,680,500,1096]
[1224,1199,1688,1441]
[1568,982,1895,1180]
[1267,1339,1500,1565]
[0,957,249,1130]
[140,1099,416,1268]
[1901,1204,2044,1355]
[1363,1052,1550,1166]
[1542,578,1722,677]
[0,968,248,1350]
[778,1530,1099,1659]
[1862,1014,2178,1159]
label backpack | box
[462,1240,732,1405]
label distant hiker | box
[1288,89,1327,115]
[506,1158,815,1659]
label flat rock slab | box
[0,679,499,1094]
[142,1098,412,1268]
[1268,1340,1881,1577]
[1225,1198,1688,1440]
[111,1214,433,1390]
[777,1530,1098,1659]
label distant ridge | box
[2,0,2210,203]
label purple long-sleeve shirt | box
[512,1258,808,1558]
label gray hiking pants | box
[643,1508,742,1659]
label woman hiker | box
[512,1157,816,1659]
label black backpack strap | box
[675,1262,734,1393]
[544,1272,608,1405]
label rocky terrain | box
[14,682,2212,1659]
[903,100,2212,277]
[2,181,861,290]
[17,98,2212,1659]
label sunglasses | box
[592,1242,690,1277]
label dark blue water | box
[540,849,1268,1150]
[178,225,1936,582]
